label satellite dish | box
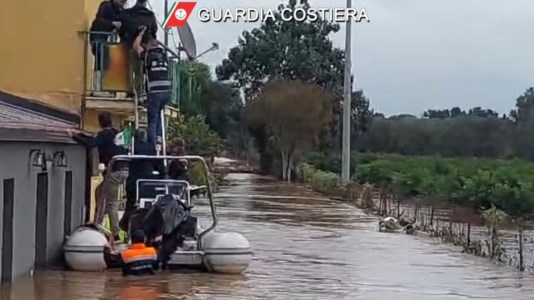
[176,22,197,60]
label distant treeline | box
[352,88,534,161]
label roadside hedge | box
[296,163,342,195]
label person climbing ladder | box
[132,25,171,148]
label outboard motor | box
[142,193,197,269]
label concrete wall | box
[0,142,87,281]
[0,0,103,114]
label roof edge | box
[0,128,78,144]
[0,90,80,125]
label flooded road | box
[3,173,534,299]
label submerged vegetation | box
[307,153,534,220]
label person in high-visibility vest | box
[121,230,159,276]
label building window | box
[63,171,73,239]
[35,173,48,268]
[2,178,14,283]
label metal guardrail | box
[81,31,124,94]
[80,31,181,106]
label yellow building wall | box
[0,0,104,115]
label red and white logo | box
[163,2,197,28]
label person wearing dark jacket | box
[119,0,158,96]
[119,0,158,48]
[120,128,165,231]
[168,138,188,181]
[133,26,171,146]
[89,0,126,91]
[68,112,128,240]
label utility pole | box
[164,0,169,46]
[341,0,352,183]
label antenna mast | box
[164,0,169,46]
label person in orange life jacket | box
[133,26,171,147]
[121,230,159,276]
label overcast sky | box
[145,0,534,116]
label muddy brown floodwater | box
[3,173,534,300]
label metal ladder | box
[118,70,170,210]
[130,73,167,158]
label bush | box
[188,161,207,186]
[296,163,341,196]
[311,170,340,194]
[167,114,222,159]
[296,163,316,183]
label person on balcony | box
[133,26,171,147]
[89,0,126,92]
[67,112,128,241]
[119,0,158,97]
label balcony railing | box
[80,31,181,107]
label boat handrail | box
[107,155,217,247]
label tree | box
[245,79,332,181]
[216,0,344,99]
[174,61,246,142]
[199,81,243,139]
[226,109,256,164]
[511,88,534,160]
[353,104,515,158]
[167,114,222,160]
[178,62,212,117]
[351,90,373,140]
[321,90,373,152]
[215,0,353,167]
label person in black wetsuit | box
[68,112,128,240]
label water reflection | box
[3,172,534,299]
